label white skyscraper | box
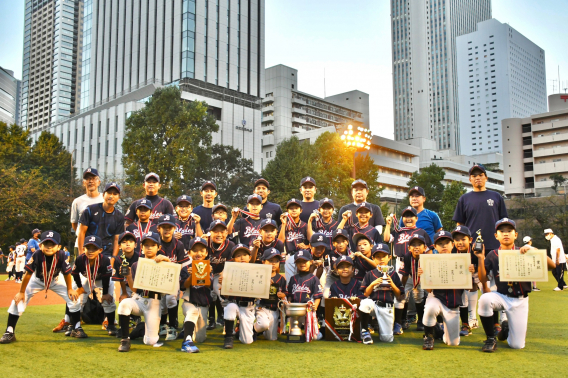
[391,0,491,151]
[457,19,546,156]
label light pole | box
[336,124,372,178]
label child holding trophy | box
[337,202,382,251]
[113,231,140,300]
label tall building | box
[20,0,83,131]
[262,64,367,169]
[457,19,546,156]
[390,0,491,151]
[41,0,265,176]
[0,67,21,125]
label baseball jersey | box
[361,268,404,303]
[283,220,308,255]
[346,223,382,251]
[70,193,104,248]
[192,205,214,231]
[452,190,508,251]
[254,239,284,264]
[26,238,40,260]
[399,252,422,288]
[399,208,442,242]
[338,202,386,228]
[176,217,197,250]
[353,254,375,281]
[24,250,71,283]
[327,249,350,278]
[79,203,125,255]
[72,254,113,294]
[485,247,532,296]
[287,272,323,303]
[15,245,26,258]
[311,219,339,252]
[432,288,464,308]
[300,200,320,223]
[179,266,212,307]
[125,195,175,223]
[329,278,364,299]
[126,221,157,254]
[159,238,189,265]
[208,240,235,274]
[389,227,432,258]
[550,235,566,263]
[111,251,140,283]
[259,273,287,307]
[233,217,262,247]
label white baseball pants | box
[224,302,256,344]
[73,276,116,313]
[359,298,394,342]
[181,301,208,343]
[117,294,161,345]
[478,292,528,349]
[8,274,78,315]
[423,294,460,346]
[254,307,279,341]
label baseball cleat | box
[393,323,403,335]
[64,325,73,337]
[206,319,215,330]
[118,338,131,352]
[497,320,509,341]
[402,320,409,330]
[166,326,178,341]
[224,336,234,349]
[416,321,424,332]
[181,336,200,353]
[482,337,497,352]
[532,287,541,292]
[71,327,88,338]
[0,332,16,344]
[159,324,168,336]
[361,330,373,345]
[53,319,70,333]
[422,335,434,350]
[107,324,118,336]
[460,325,472,337]
[553,287,562,291]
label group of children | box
[0,177,541,354]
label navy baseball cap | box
[254,178,270,189]
[408,186,425,196]
[247,194,263,204]
[261,247,282,261]
[495,218,516,231]
[401,206,418,217]
[83,167,99,178]
[409,234,426,245]
[300,176,316,187]
[84,235,103,249]
[433,230,453,243]
[176,195,192,205]
[118,231,137,244]
[332,228,349,242]
[356,202,373,213]
[352,233,372,247]
[260,219,278,230]
[209,220,228,230]
[201,180,217,191]
[40,231,61,245]
[231,243,251,257]
[294,249,313,262]
[351,179,368,189]
[188,237,208,250]
[144,172,160,182]
[136,199,153,210]
[16,242,20,246]
[469,164,486,176]
[141,231,161,245]
[157,214,177,227]
[310,233,328,248]
[9,245,15,250]
[286,198,302,209]
[372,243,391,256]
[451,225,472,238]
[20,238,26,243]
[212,203,228,213]
[320,198,334,208]
[104,182,121,194]
[335,255,354,266]
[32,228,41,235]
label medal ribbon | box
[411,256,420,288]
[238,208,259,218]
[314,211,325,229]
[85,254,100,293]
[285,213,299,232]
[42,254,58,298]
[305,301,319,343]
[392,214,402,233]
[137,220,153,239]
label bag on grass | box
[81,294,105,324]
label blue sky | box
[1,0,566,138]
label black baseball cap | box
[335,255,354,266]
[19,238,26,243]
[408,186,425,196]
[9,245,15,250]
[136,199,153,210]
[286,198,302,209]
[247,194,262,204]
[104,182,121,194]
[356,202,373,213]
[319,198,334,208]
[212,203,228,213]
[261,247,282,261]
[254,178,270,189]
[372,243,391,256]
[294,249,313,262]
[332,228,349,242]
[157,214,177,227]
[469,164,486,176]
[408,234,426,245]
[118,231,137,244]
[201,180,217,191]
[84,235,103,249]
[209,220,228,231]
[495,218,516,231]
[260,219,278,230]
[231,243,251,257]
[300,176,316,187]
[433,231,453,244]
[310,233,328,248]
[32,228,41,235]
[144,172,160,182]
[352,233,372,247]
[188,237,208,250]
[401,206,418,217]
[141,231,161,245]
[176,195,193,205]
[351,179,368,189]
[451,225,472,238]
[83,167,99,178]
[40,231,61,245]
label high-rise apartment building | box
[20,0,83,131]
[457,19,546,156]
[0,67,21,125]
[390,0,491,151]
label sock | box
[168,305,178,329]
[224,320,234,338]
[467,290,478,319]
[160,313,168,326]
[215,298,223,320]
[106,311,115,327]
[184,321,196,340]
[416,302,425,324]
[208,301,216,321]
[360,312,371,331]
[459,307,469,326]
[64,305,70,323]
[402,302,408,322]
[480,315,495,338]
[119,315,130,339]
[70,311,81,329]
[424,325,435,337]
[436,315,443,324]
[492,311,499,325]
[6,314,19,333]
[130,322,146,339]
[394,308,403,324]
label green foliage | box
[439,180,467,231]
[549,173,567,192]
[354,153,382,205]
[399,163,446,214]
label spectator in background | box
[400,186,442,241]
[544,229,567,291]
[26,229,41,263]
[63,246,71,264]
[522,236,540,292]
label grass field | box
[1,273,567,378]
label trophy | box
[191,260,211,286]
[378,265,395,290]
[120,251,130,276]
[286,303,308,343]
[473,229,484,254]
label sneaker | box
[181,336,200,353]
[497,320,509,341]
[102,319,108,330]
[53,319,69,333]
[107,324,118,337]
[460,325,472,337]
[206,319,215,330]
[469,319,479,329]
[224,336,234,349]
[4,278,10,281]
[159,324,168,336]
[71,327,88,338]
[532,287,541,292]
[64,325,73,337]
[0,332,16,344]
[564,286,568,289]
[216,317,224,326]
[402,320,409,330]
[408,314,417,324]
[482,337,497,352]
[393,322,403,335]
[553,287,563,291]
[118,338,131,352]
[416,321,424,332]
[422,335,434,350]
[361,330,373,345]
[493,324,501,337]
[166,326,178,341]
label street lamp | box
[336,124,372,178]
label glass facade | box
[181,0,196,79]
[80,0,92,110]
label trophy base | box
[286,334,305,343]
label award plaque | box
[498,249,548,282]
[191,260,211,286]
[324,298,361,342]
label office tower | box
[0,67,21,125]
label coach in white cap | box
[544,229,567,291]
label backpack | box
[81,293,105,324]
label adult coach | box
[25,229,41,263]
[249,178,282,224]
[299,177,320,223]
[338,179,385,233]
[192,180,218,231]
[400,186,442,241]
[544,229,567,291]
[70,168,103,259]
[124,173,174,227]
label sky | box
[0,0,566,139]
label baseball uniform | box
[179,266,211,343]
[71,252,116,315]
[79,203,125,257]
[254,273,286,341]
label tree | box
[439,180,467,230]
[549,173,567,192]
[399,163,446,214]
[0,122,31,167]
[28,131,74,184]
[354,153,383,205]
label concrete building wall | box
[0,67,21,125]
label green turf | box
[1,273,567,377]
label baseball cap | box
[212,203,228,214]
[351,179,368,189]
[83,167,99,178]
[335,255,354,266]
[209,220,228,231]
[136,199,153,210]
[40,231,61,245]
[310,233,328,248]
[332,228,349,242]
[201,180,217,191]
[260,219,278,230]
[543,228,553,234]
[254,178,270,189]
[157,214,177,227]
[104,182,121,194]
[433,230,453,244]
[84,235,103,249]
[522,236,532,244]
[261,247,282,261]
[495,218,516,231]
[356,202,373,213]
[144,172,160,182]
[286,198,302,209]
[231,243,251,257]
[408,234,426,245]
[408,186,425,196]
[16,242,20,246]
[319,198,335,208]
[188,237,208,250]
[294,249,313,262]
[141,231,161,245]
[176,195,192,205]
[300,176,316,187]
[118,231,137,244]
[20,238,26,243]
[469,164,486,176]
[372,243,391,256]
[401,206,418,217]
[9,245,15,250]
[247,194,263,204]
[451,225,472,238]
[32,228,41,235]
[352,233,372,247]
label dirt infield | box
[0,278,67,307]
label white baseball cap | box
[543,228,553,234]
[522,236,532,244]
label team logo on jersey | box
[487,199,494,206]
[292,283,311,294]
[396,233,412,244]
[243,226,260,238]
[286,232,305,242]
[266,213,273,219]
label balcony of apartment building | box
[262,92,274,104]
[292,92,362,120]
[531,117,568,133]
[291,105,306,115]
[261,111,274,123]
[376,168,412,189]
[291,94,306,106]
[533,143,568,158]
[262,134,275,147]
[304,116,334,129]
[262,103,275,113]
[533,159,568,176]
[292,115,307,125]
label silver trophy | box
[378,265,395,290]
[286,302,308,343]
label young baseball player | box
[116,231,172,352]
[250,219,284,264]
[359,243,404,344]
[5,246,15,281]
[251,178,283,224]
[329,255,363,300]
[322,229,352,300]
[211,203,229,223]
[254,248,287,341]
[228,194,263,246]
[126,199,155,255]
[174,195,203,250]
[307,198,339,253]
[352,233,378,281]
[14,241,26,283]
[279,199,309,285]
[179,237,211,353]
[124,173,175,226]
[477,218,534,352]
[337,202,382,251]
[0,231,80,344]
[113,232,140,301]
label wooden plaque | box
[191,260,211,286]
[324,298,361,342]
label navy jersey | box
[126,221,157,254]
[179,265,212,307]
[208,240,235,274]
[233,217,262,247]
[329,278,364,299]
[390,227,432,258]
[485,247,532,297]
[176,217,197,250]
[125,195,175,223]
[399,252,421,288]
[259,273,287,307]
[159,238,189,265]
[192,205,214,231]
[311,219,339,252]
[72,254,113,294]
[112,251,140,282]
[327,249,350,278]
[432,288,464,308]
[346,223,382,251]
[25,250,71,282]
[284,220,308,255]
[338,202,386,228]
[287,272,323,303]
[79,203,125,256]
[361,268,404,303]
[257,201,283,225]
[311,250,330,279]
[254,239,284,264]
[353,254,375,281]
[300,200,320,224]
